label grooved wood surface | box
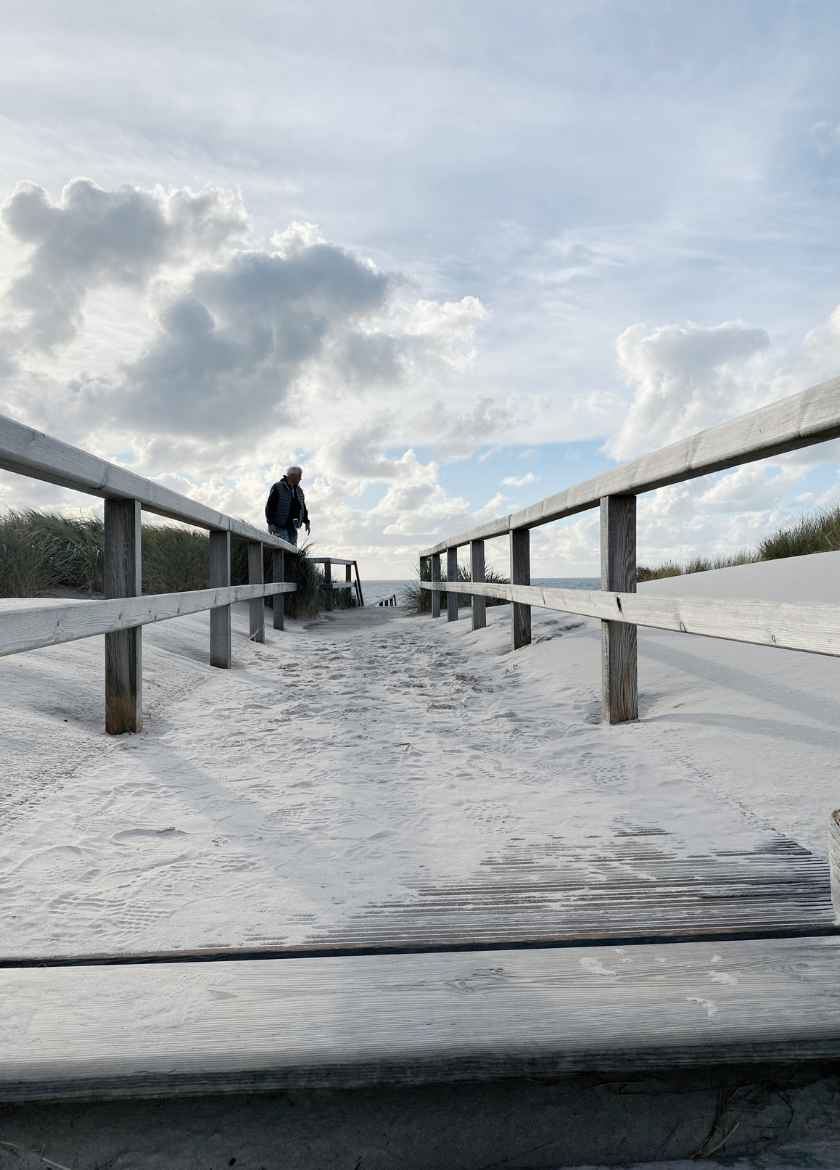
[3,935,840,1101]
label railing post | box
[324,559,333,611]
[470,539,486,631]
[104,498,142,734]
[248,540,265,643]
[510,527,531,650]
[272,548,285,630]
[209,530,232,668]
[446,547,458,621]
[601,494,638,724]
[431,553,441,618]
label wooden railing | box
[308,557,365,609]
[0,413,357,734]
[420,374,840,724]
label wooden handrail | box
[421,374,840,555]
[0,412,297,552]
[421,580,840,658]
[0,411,366,732]
[419,373,840,725]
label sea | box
[363,578,599,607]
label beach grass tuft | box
[0,509,352,616]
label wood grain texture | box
[248,542,265,643]
[3,934,840,1102]
[272,549,285,631]
[830,811,840,925]
[420,581,840,658]
[510,528,531,650]
[209,531,232,668]
[601,495,638,724]
[471,540,486,632]
[421,374,840,555]
[324,559,333,611]
[447,547,458,622]
[104,498,142,734]
[431,554,441,619]
[0,585,295,658]
[0,414,297,552]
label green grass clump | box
[638,503,840,581]
[758,506,840,560]
[0,510,352,617]
[403,561,510,615]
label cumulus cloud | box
[2,178,247,352]
[115,240,390,434]
[608,320,771,460]
[501,472,536,488]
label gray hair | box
[286,465,303,476]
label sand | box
[1,551,839,959]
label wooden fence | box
[308,557,365,609]
[420,374,840,724]
[0,413,359,734]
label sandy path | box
[1,585,835,958]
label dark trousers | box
[269,524,297,546]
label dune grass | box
[403,560,511,614]
[0,510,351,618]
[637,503,840,581]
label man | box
[265,465,311,545]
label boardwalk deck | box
[2,934,840,1103]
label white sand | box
[1,552,839,958]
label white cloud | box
[2,179,247,352]
[608,320,771,460]
[501,472,536,488]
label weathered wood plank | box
[104,498,142,734]
[510,528,531,650]
[272,549,285,631]
[324,559,333,611]
[0,412,298,552]
[248,541,265,643]
[471,540,486,631]
[420,581,840,658]
[601,495,638,723]
[420,374,840,555]
[3,935,840,1102]
[431,553,441,618]
[447,547,459,622]
[209,531,232,668]
[0,585,295,658]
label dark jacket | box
[265,478,309,531]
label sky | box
[2,1,840,578]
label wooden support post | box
[104,498,142,734]
[510,528,531,650]
[601,494,638,724]
[272,549,285,630]
[345,563,352,604]
[471,539,486,632]
[431,553,441,618]
[447,546,458,622]
[324,559,333,611]
[354,562,365,607]
[248,541,265,643]
[209,530,232,668]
